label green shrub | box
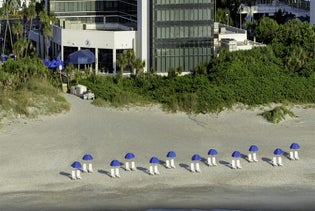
[260,106,296,123]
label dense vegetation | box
[78,19,315,114]
[0,58,70,121]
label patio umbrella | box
[191,154,201,173]
[166,151,176,168]
[231,151,242,169]
[71,161,82,180]
[248,145,259,162]
[167,151,176,158]
[191,154,201,161]
[150,157,159,164]
[232,151,241,158]
[110,160,121,167]
[124,152,136,171]
[290,143,300,160]
[110,159,121,178]
[125,152,135,160]
[148,157,160,175]
[290,143,300,150]
[249,145,259,152]
[208,149,218,156]
[273,148,284,166]
[273,148,283,155]
[207,149,218,166]
[82,154,93,173]
[82,154,93,161]
[66,49,95,65]
[71,161,82,169]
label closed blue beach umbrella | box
[290,143,300,150]
[82,154,93,161]
[232,151,241,158]
[191,154,201,161]
[150,157,159,164]
[125,152,135,160]
[110,160,121,167]
[208,149,218,156]
[274,148,284,155]
[167,151,176,158]
[249,145,259,152]
[71,161,82,169]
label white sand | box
[0,94,314,210]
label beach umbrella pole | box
[71,170,76,180]
[125,162,130,171]
[88,163,93,172]
[110,168,116,177]
[76,170,82,179]
[131,161,136,170]
[294,151,299,160]
[115,168,121,178]
[190,163,195,172]
[166,160,171,168]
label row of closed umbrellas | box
[70,143,300,180]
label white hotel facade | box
[29,0,215,74]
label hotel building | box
[30,0,215,74]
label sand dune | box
[0,94,314,210]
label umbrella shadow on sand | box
[137,166,150,175]
[219,160,231,168]
[200,157,208,166]
[159,160,168,168]
[98,169,112,178]
[179,163,191,172]
[59,171,71,179]
[283,151,291,160]
[262,157,274,166]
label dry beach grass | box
[0,94,314,210]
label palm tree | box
[124,49,136,73]
[116,53,128,74]
[39,9,56,59]
[22,0,37,57]
[133,58,145,76]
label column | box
[95,48,99,74]
[113,48,116,74]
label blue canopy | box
[110,160,121,167]
[1,55,8,62]
[71,161,82,169]
[66,49,95,65]
[191,154,201,161]
[125,152,135,160]
[249,145,259,152]
[82,154,93,161]
[274,148,284,155]
[232,151,241,158]
[43,59,64,70]
[149,157,159,164]
[290,143,300,150]
[208,149,218,156]
[166,151,176,158]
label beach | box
[0,94,314,211]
